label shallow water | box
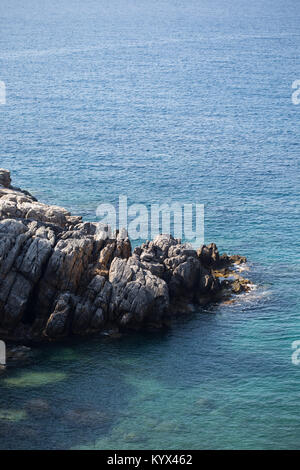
[0,0,300,449]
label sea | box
[0,0,300,449]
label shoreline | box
[0,169,251,343]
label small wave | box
[233,262,251,273]
[233,283,271,306]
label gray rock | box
[0,169,11,188]
[0,170,249,341]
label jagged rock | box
[231,278,251,294]
[108,255,169,326]
[0,169,11,188]
[44,293,72,338]
[0,170,250,341]
[228,254,247,265]
[197,243,220,268]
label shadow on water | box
[0,272,274,450]
[0,336,139,450]
[0,264,294,450]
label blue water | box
[0,0,300,449]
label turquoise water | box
[0,0,300,449]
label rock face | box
[0,170,250,342]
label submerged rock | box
[3,371,66,387]
[64,408,110,428]
[6,345,31,361]
[25,398,51,416]
[0,170,250,342]
[0,408,27,422]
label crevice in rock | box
[0,169,252,342]
[21,248,54,326]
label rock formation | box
[0,169,250,342]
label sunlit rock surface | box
[0,170,249,342]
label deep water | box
[0,0,300,449]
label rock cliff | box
[0,169,250,342]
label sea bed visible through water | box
[0,0,300,450]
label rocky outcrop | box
[0,170,250,342]
[0,169,11,189]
